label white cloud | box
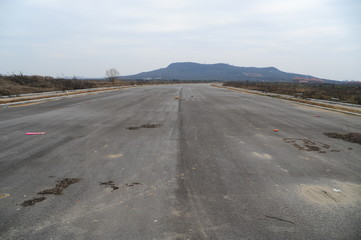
[149,0,189,9]
[253,0,322,14]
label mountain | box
[122,62,335,83]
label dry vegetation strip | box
[0,86,134,105]
[212,84,361,115]
[0,74,143,96]
[0,74,140,104]
[0,74,209,97]
[222,82,361,105]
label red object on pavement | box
[273,129,279,132]
[25,132,47,135]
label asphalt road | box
[0,84,360,240]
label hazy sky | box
[1,0,360,80]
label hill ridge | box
[122,62,335,82]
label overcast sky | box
[1,0,360,80]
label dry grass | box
[212,84,361,115]
[0,74,136,96]
[222,82,361,105]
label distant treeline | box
[223,81,361,105]
[0,74,133,96]
[0,74,215,96]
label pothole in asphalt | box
[283,138,338,153]
[100,181,119,192]
[299,182,361,206]
[20,178,82,207]
[324,132,361,145]
[126,182,142,187]
[141,124,161,128]
[21,197,46,207]
[38,178,82,195]
[126,124,161,130]
[127,126,141,130]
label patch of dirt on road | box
[9,101,48,108]
[0,193,10,199]
[252,152,273,160]
[127,124,161,130]
[38,178,81,195]
[283,138,336,153]
[324,132,361,145]
[100,181,119,191]
[299,182,361,206]
[106,153,123,159]
[21,197,46,207]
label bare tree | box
[106,68,119,86]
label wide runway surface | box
[1,84,360,239]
